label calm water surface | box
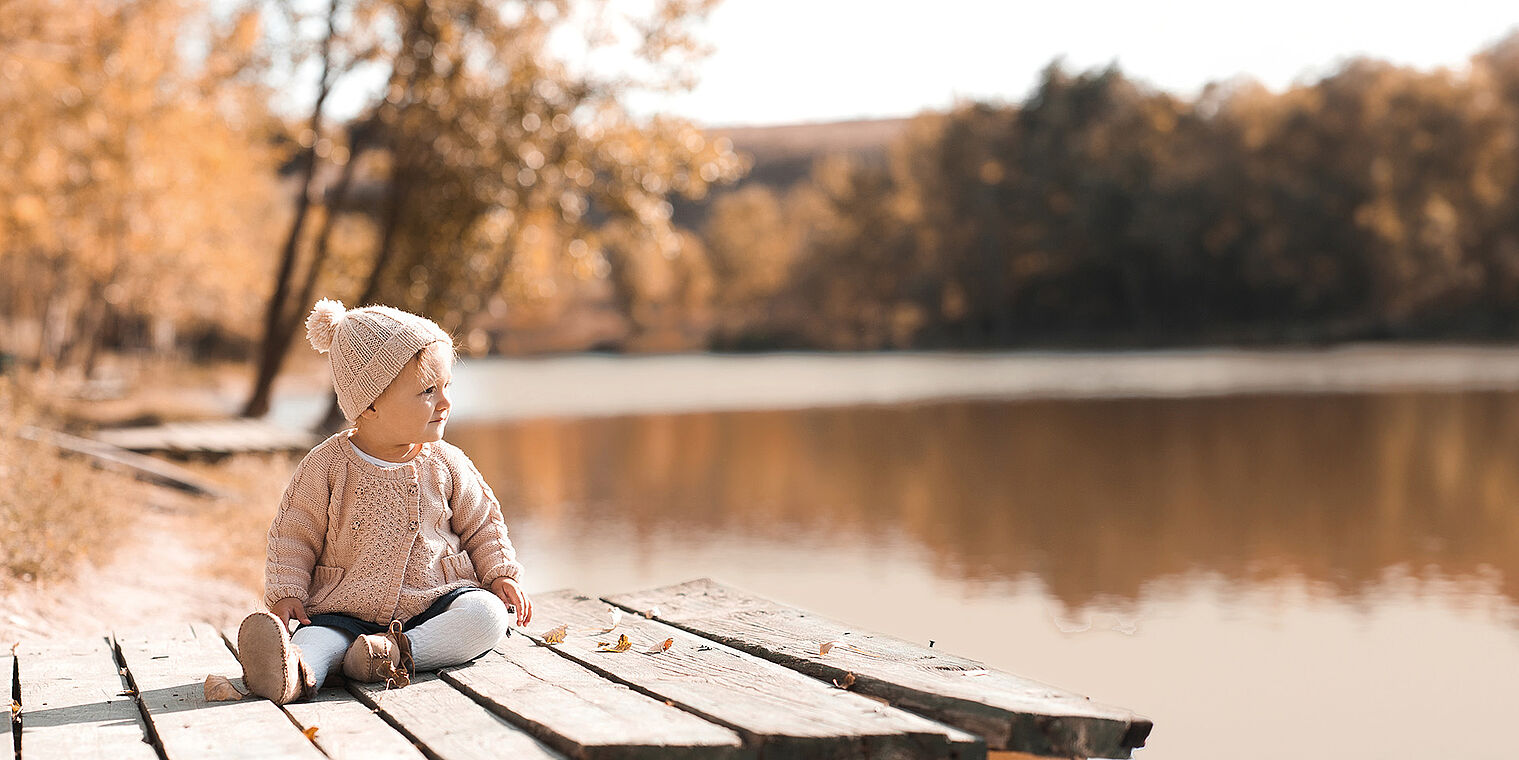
[448,392,1519,760]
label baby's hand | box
[491,577,533,627]
[271,597,310,630]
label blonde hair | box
[414,340,456,389]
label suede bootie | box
[236,611,317,704]
[341,619,413,688]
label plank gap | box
[111,636,169,760]
[343,683,461,760]
[9,649,18,760]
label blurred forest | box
[10,0,1519,387]
[708,39,1519,350]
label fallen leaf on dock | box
[9,700,19,717]
[203,674,246,702]
[643,605,662,619]
[541,624,568,644]
[820,640,841,655]
[645,638,673,653]
[833,672,856,690]
[598,607,624,633]
[303,726,320,741]
[597,634,632,652]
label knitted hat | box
[305,299,452,420]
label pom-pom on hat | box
[305,298,452,421]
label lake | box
[446,389,1519,759]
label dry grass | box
[0,376,135,583]
[179,452,300,594]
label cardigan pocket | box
[441,550,478,583]
[308,565,345,607]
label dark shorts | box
[300,586,488,638]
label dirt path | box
[0,486,260,644]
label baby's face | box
[362,344,454,446]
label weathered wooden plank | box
[219,626,428,760]
[286,690,432,760]
[440,630,747,759]
[14,636,157,759]
[115,623,324,759]
[18,426,225,497]
[94,420,316,455]
[531,590,985,759]
[606,579,1152,759]
[348,673,564,760]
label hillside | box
[671,117,911,229]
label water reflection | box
[449,391,1519,612]
[449,392,1519,758]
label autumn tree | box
[241,0,745,419]
[0,0,280,372]
[700,184,802,344]
[741,39,1519,349]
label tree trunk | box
[241,1,340,418]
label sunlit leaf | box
[643,605,662,619]
[645,637,673,653]
[596,634,632,652]
[541,624,568,644]
[832,672,856,690]
[819,640,841,656]
[303,726,320,741]
[203,674,246,702]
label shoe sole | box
[238,612,295,703]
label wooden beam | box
[606,579,1152,759]
[14,636,156,759]
[529,590,985,759]
[347,674,565,760]
[93,420,317,456]
[440,631,747,759]
[114,624,324,759]
[18,426,225,497]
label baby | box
[236,299,532,704]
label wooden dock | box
[18,426,228,498]
[92,419,318,456]
[6,580,1152,759]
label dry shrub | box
[0,377,133,583]
[180,452,300,594]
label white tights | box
[291,588,512,689]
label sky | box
[292,0,1519,128]
[623,0,1519,127]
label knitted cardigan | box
[264,431,523,625]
